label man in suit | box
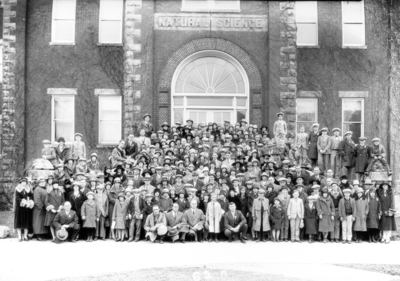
[308,167,326,187]
[135,128,151,148]
[287,190,304,242]
[317,127,332,175]
[224,202,248,243]
[52,201,80,243]
[338,131,356,181]
[165,203,185,243]
[131,166,143,188]
[187,172,204,192]
[182,199,205,242]
[144,205,167,243]
[293,165,310,186]
[125,134,138,158]
[127,188,146,242]
[137,113,154,138]
[111,140,126,168]
[151,167,164,188]
[140,176,156,195]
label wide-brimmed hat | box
[118,192,126,199]
[356,187,364,194]
[372,138,380,142]
[276,112,284,117]
[74,133,83,137]
[344,131,353,136]
[86,191,95,197]
[56,228,69,241]
[143,113,151,119]
[42,139,51,144]
[343,188,352,194]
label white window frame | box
[51,0,77,45]
[99,0,124,44]
[51,94,75,143]
[181,0,240,12]
[295,98,318,132]
[342,0,366,48]
[342,98,364,138]
[295,1,318,47]
[0,39,3,83]
[97,90,122,145]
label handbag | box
[299,219,304,229]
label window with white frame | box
[182,0,240,12]
[342,0,365,47]
[342,98,364,142]
[52,95,75,143]
[51,0,76,44]
[295,1,318,46]
[99,95,122,144]
[99,0,124,44]
[0,40,3,83]
[296,98,318,132]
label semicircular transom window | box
[175,57,245,94]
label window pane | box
[189,111,197,123]
[199,112,207,124]
[343,100,362,122]
[100,120,121,143]
[342,1,363,23]
[53,20,75,42]
[174,109,183,124]
[297,23,317,46]
[343,24,364,46]
[187,97,232,106]
[100,0,123,20]
[296,1,317,22]
[296,122,313,133]
[222,112,230,122]
[214,0,239,9]
[55,121,74,142]
[54,0,75,20]
[174,97,184,106]
[237,98,246,106]
[237,110,246,123]
[100,96,121,120]
[296,99,317,122]
[183,0,239,10]
[343,123,361,142]
[54,97,73,120]
[213,112,222,125]
[100,21,122,43]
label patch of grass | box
[50,267,311,281]
[336,264,400,276]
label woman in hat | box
[44,180,65,242]
[307,123,320,168]
[32,178,49,240]
[71,133,87,160]
[353,188,369,243]
[304,195,318,243]
[68,181,86,240]
[64,158,76,180]
[137,113,154,138]
[55,137,70,164]
[366,188,381,243]
[113,165,127,184]
[75,158,88,174]
[329,184,342,242]
[316,187,335,243]
[82,191,100,242]
[377,182,397,243]
[14,178,34,242]
[252,188,270,242]
[270,197,285,242]
[112,192,128,242]
[159,189,174,213]
[87,153,101,174]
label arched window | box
[172,51,249,127]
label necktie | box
[173,212,176,219]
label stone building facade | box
[1,0,400,206]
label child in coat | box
[112,193,128,242]
[81,191,100,242]
[270,198,285,242]
[367,189,381,243]
[304,195,318,243]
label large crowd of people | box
[13,113,397,244]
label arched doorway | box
[171,51,249,127]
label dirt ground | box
[336,264,400,276]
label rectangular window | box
[296,1,318,46]
[342,0,365,47]
[99,0,124,44]
[99,95,122,144]
[0,40,3,83]
[51,0,76,44]
[342,98,364,142]
[182,0,240,12]
[52,95,75,143]
[296,98,318,132]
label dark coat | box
[127,196,146,218]
[33,186,48,235]
[125,140,138,157]
[308,131,319,160]
[53,210,79,230]
[367,198,381,229]
[316,196,335,232]
[354,144,369,173]
[55,145,70,164]
[44,190,65,227]
[68,192,86,219]
[187,179,204,192]
[238,195,249,217]
[270,205,285,230]
[217,199,230,213]
[14,189,34,230]
[304,202,318,234]
[377,189,397,231]
[338,139,356,168]
[176,198,190,213]
[137,120,154,137]
[224,210,246,229]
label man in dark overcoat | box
[338,131,356,181]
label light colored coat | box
[287,198,304,219]
[81,200,100,228]
[317,135,332,154]
[95,192,109,217]
[354,198,369,231]
[252,198,270,232]
[205,201,224,233]
[71,141,86,160]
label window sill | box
[180,8,241,13]
[297,45,320,49]
[49,42,76,46]
[96,145,118,148]
[97,43,123,47]
[342,46,367,49]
